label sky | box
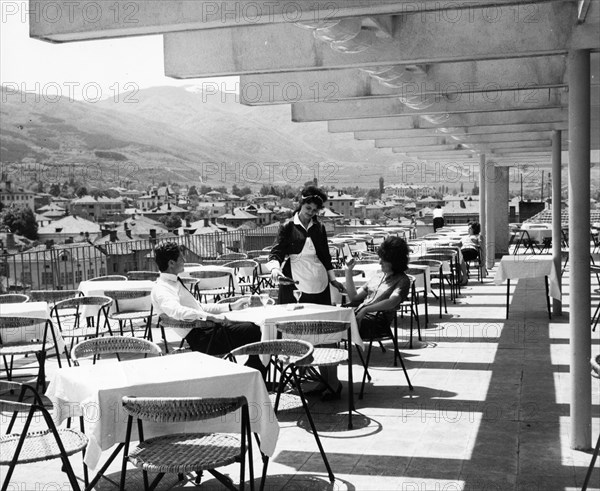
[0,0,237,101]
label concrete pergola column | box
[552,130,563,315]
[568,49,591,450]
[494,167,509,255]
[479,154,487,268]
[485,161,496,269]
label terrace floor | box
[2,256,600,491]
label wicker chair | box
[88,275,128,282]
[229,340,332,484]
[582,354,600,491]
[52,296,114,365]
[218,252,248,261]
[189,270,234,302]
[0,294,29,304]
[0,381,88,491]
[72,336,162,365]
[0,316,61,392]
[120,395,254,490]
[223,260,260,295]
[411,259,447,318]
[276,320,355,429]
[126,271,160,281]
[104,290,155,340]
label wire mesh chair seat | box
[229,340,334,484]
[88,275,128,282]
[223,260,260,295]
[104,290,155,340]
[0,381,88,491]
[0,316,60,391]
[72,336,162,365]
[126,271,160,281]
[120,395,253,490]
[0,294,29,303]
[276,320,355,430]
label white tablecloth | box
[45,352,279,469]
[78,280,155,315]
[493,255,561,300]
[182,265,239,293]
[350,262,431,294]
[225,303,363,350]
[520,224,553,243]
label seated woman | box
[460,222,482,282]
[344,237,411,339]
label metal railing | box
[0,230,277,292]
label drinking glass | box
[259,293,270,306]
[293,289,302,304]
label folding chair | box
[104,290,155,340]
[224,260,260,295]
[0,381,88,491]
[120,395,254,491]
[229,340,336,484]
[189,270,234,302]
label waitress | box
[267,186,345,304]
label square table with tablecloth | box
[520,223,553,244]
[78,280,155,317]
[45,351,279,471]
[493,255,560,318]
[182,265,240,293]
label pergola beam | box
[163,2,599,78]
[29,0,575,42]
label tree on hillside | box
[49,183,61,197]
[0,206,39,240]
[259,184,271,196]
[159,214,182,229]
[75,186,88,198]
[188,185,198,197]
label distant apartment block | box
[327,192,358,218]
[0,180,36,210]
[69,195,125,222]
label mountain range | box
[1,85,407,190]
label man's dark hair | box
[377,236,409,274]
[154,241,181,272]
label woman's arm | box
[267,221,291,274]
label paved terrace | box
[2,259,599,491]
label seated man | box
[151,241,265,375]
[344,237,410,338]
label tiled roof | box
[37,215,101,234]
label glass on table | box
[293,289,302,304]
[259,293,270,306]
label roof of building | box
[37,215,101,235]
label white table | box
[0,301,66,351]
[78,280,155,315]
[46,352,279,472]
[182,265,239,293]
[520,224,553,244]
[493,255,560,318]
[226,303,363,349]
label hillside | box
[1,85,402,189]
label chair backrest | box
[201,259,232,266]
[276,320,351,346]
[72,336,162,365]
[122,395,247,423]
[332,268,364,278]
[410,259,443,274]
[0,294,29,304]
[229,339,314,366]
[0,316,50,345]
[218,252,248,261]
[158,314,204,330]
[28,290,81,304]
[104,290,152,313]
[245,250,265,259]
[126,271,160,281]
[54,295,113,311]
[89,275,128,282]
[223,260,259,276]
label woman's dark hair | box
[297,186,328,211]
[377,236,409,274]
[469,222,481,234]
[154,241,181,272]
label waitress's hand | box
[330,279,346,294]
[270,267,282,283]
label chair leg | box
[582,431,600,491]
[354,345,372,382]
[291,370,335,483]
[390,333,413,391]
[359,341,374,400]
